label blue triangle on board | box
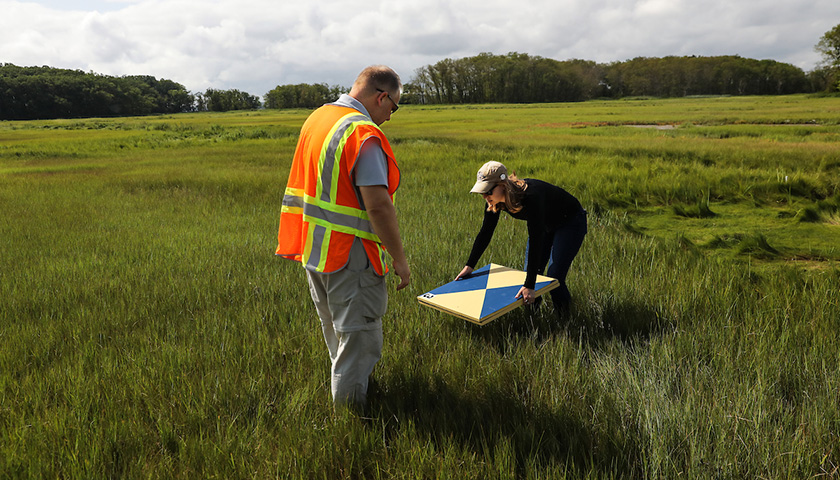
[426,264,491,295]
[480,285,521,318]
[479,279,555,319]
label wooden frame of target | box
[417,263,560,325]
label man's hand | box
[392,258,411,291]
[359,185,410,291]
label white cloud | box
[1,0,839,96]
[635,0,682,17]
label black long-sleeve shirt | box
[465,178,583,289]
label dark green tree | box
[264,83,347,109]
[816,23,840,68]
[815,23,840,91]
[202,88,261,112]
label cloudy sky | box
[2,0,838,97]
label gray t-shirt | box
[330,94,391,258]
[332,94,389,189]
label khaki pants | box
[306,240,387,410]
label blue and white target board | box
[417,263,559,325]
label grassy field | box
[1,95,839,478]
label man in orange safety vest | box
[276,65,410,412]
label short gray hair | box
[354,65,402,94]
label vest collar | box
[331,94,372,122]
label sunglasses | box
[376,88,399,113]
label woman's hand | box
[516,286,536,305]
[455,266,474,281]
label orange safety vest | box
[276,104,400,275]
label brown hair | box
[487,172,527,213]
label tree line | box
[0,64,261,120]
[0,64,194,120]
[404,24,840,104]
[0,64,350,120]
[405,53,827,105]
[0,57,834,120]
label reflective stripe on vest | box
[281,187,304,214]
[302,197,379,242]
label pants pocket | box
[354,269,387,322]
[328,267,386,332]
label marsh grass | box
[1,95,839,478]
[672,193,716,219]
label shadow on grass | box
[451,304,564,354]
[370,372,641,477]
[572,296,671,347]
[451,295,670,354]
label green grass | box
[1,95,839,478]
